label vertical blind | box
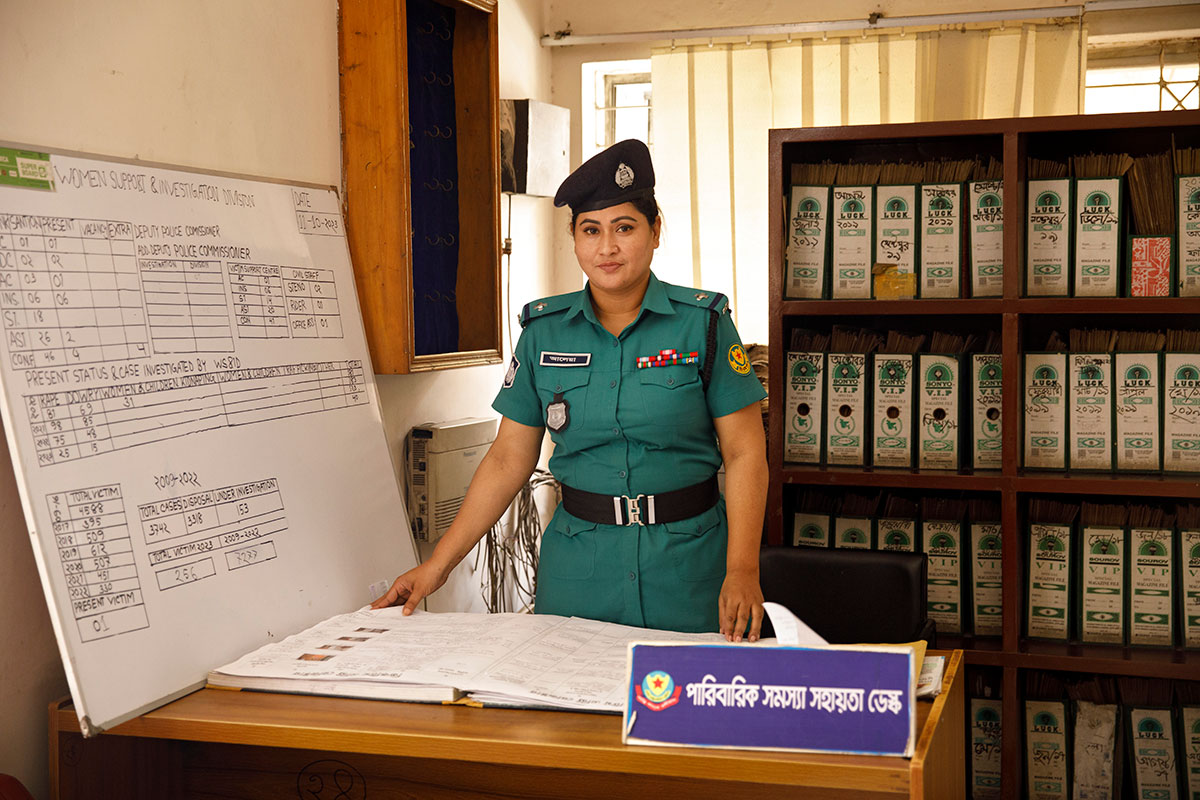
[649,23,1085,343]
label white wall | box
[0,0,553,796]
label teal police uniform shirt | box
[492,272,766,633]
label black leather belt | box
[560,475,719,526]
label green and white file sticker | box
[0,148,55,190]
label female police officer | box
[372,139,769,642]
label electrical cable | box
[476,469,559,613]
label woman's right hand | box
[369,560,451,615]
[369,417,544,615]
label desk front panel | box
[51,730,916,800]
[51,651,964,800]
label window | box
[1085,43,1199,114]
[581,59,652,163]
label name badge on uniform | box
[540,352,591,367]
[547,392,570,432]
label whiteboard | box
[0,144,418,734]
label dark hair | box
[570,193,660,231]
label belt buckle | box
[620,494,648,526]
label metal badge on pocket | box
[547,392,569,432]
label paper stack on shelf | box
[792,489,835,548]
[1026,499,1079,643]
[1072,152,1133,298]
[922,497,968,636]
[1120,677,1182,800]
[1078,502,1128,646]
[1068,677,1121,800]
[872,330,925,469]
[1115,330,1165,473]
[920,331,975,470]
[785,162,838,299]
[970,331,1003,471]
[1026,158,1071,297]
[1176,147,1200,297]
[969,498,1003,638]
[968,157,1005,298]
[1024,671,1071,800]
[968,668,1003,800]
[833,492,880,550]
[826,326,882,467]
[1127,151,1174,297]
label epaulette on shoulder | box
[665,284,729,314]
[518,291,576,328]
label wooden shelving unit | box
[767,109,1200,800]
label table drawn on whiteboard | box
[47,477,289,644]
[139,477,287,585]
[24,359,367,466]
[140,258,234,353]
[0,217,148,369]
[47,485,149,643]
[228,263,344,340]
[0,213,346,375]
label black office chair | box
[758,547,935,646]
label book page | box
[212,608,734,712]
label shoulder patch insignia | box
[503,354,520,388]
[728,344,751,375]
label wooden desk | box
[50,650,964,800]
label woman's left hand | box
[719,568,764,642]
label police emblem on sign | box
[503,354,519,388]
[546,392,570,432]
[635,670,680,711]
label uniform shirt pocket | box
[637,365,706,425]
[661,503,727,582]
[539,507,597,580]
[535,368,590,433]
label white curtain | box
[649,23,1085,343]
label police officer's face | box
[573,202,661,295]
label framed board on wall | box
[0,143,418,734]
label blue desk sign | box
[623,642,916,756]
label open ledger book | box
[208,604,935,713]
[207,608,754,713]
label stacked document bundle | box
[1023,328,1200,474]
[1025,150,1197,298]
[208,608,737,712]
[1026,500,1200,650]
[967,667,1003,800]
[1018,671,1200,800]
[784,157,997,300]
[785,326,1001,471]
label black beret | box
[553,139,655,213]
